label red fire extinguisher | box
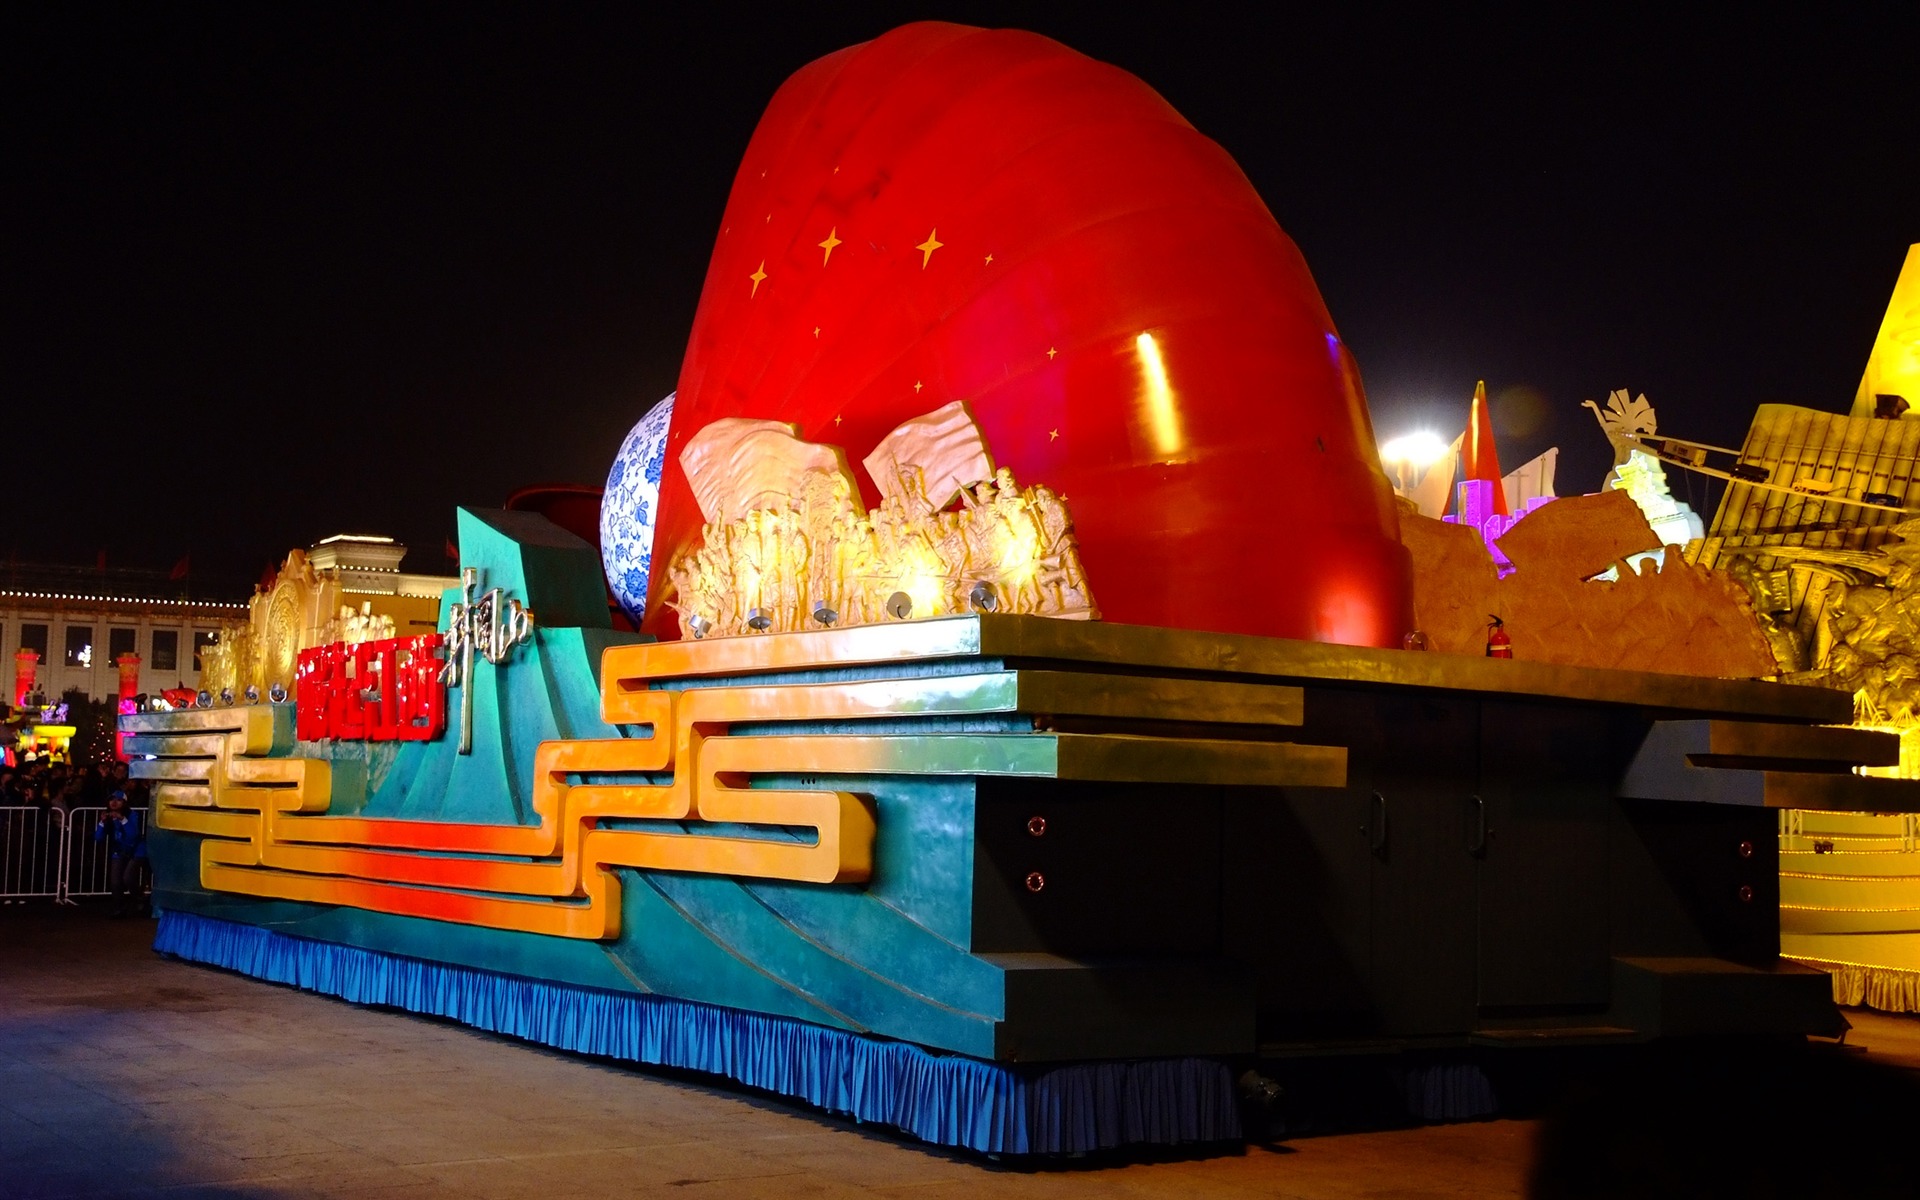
[1485,615,1512,659]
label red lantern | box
[645,21,1412,647]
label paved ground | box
[3,906,1918,1199]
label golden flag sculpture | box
[863,399,995,513]
[678,418,860,524]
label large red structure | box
[645,21,1412,646]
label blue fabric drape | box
[153,911,1238,1155]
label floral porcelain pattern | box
[600,394,675,623]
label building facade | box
[3,569,248,704]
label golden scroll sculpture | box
[667,401,1097,638]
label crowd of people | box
[1,758,151,914]
[2,758,146,814]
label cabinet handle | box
[1369,791,1388,854]
[1468,794,1487,857]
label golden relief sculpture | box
[1746,518,1920,777]
[1397,489,1777,680]
[667,401,1097,638]
[197,550,411,699]
[197,544,442,701]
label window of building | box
[65,625,95,669]
[152,630,178,672]
[108,628,137,663]
[193,630,218,672]
[20,623,48,662]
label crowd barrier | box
[0,805,150,904]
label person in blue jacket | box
[93,791,146,917]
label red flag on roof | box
[1462,380,1508,516]
[168,554,190,581]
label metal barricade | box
[61,806,150,902]
[0,806,65,902]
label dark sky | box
[6,4,1915,592]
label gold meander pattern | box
[130,622,1343,940]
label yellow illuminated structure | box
[16,724,76,761]
[1849,244,1920,419]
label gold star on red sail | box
[749,262,768,297]
[916,229,943,268]
[818,227,843,266]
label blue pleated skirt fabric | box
[153,911,1239,1155]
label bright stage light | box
[1379,431,1450,469]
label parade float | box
[1383,247,1920,1017]
[131,23,1914,1155]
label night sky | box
[7,5,1915,593]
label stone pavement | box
[3,906,1918,1199]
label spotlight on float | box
[745,607,772,632]
[219,688,234,707]
[1378,430,1450,469]
[134,693,149,713]
[886,591,913,620]
[688,615,713,640]
[195,690,213,709]
[244,685,261,705]
[967,582,998,612]
[811,600,838,627]
[269,682,288,704]
[1378,429,1452,491]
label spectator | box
[93,792,146,917]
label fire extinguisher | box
[1485,615,1512,659]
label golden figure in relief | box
[666,402,1097,638]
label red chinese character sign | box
[643,21,1413,647]
[296,635,447,743]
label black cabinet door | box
[1475,700,1616,1011]
[1223,690,1374,1037]
[1364,693,1481,1035]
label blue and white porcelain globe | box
[600,394,675,624]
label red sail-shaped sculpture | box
[647,21,1412,646]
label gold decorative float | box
[196,542,450,700]
[666,401,1096,638]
